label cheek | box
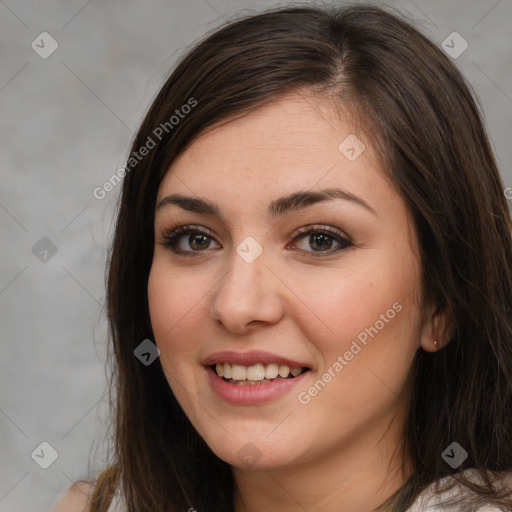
[291,263,421,426]
[289,256,421,360]
[147,262,209,362]
[147,262,214,424]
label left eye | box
[159,224,352,257]
[290,225,352,257]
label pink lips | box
[203,350,311,405]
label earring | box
[433,340,438,349]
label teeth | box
[231,364,247,380]
[278,365,290,378]
[265,363,279,379]
[246,363,265,381]
[214,362,304,381]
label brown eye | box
[291,226,352,257]
[160,225,220,256]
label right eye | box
[159,225,221,256]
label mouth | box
[203,350,312,404]
[205,362,311,405]
[211,362,310,385]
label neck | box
[232,411,413,512]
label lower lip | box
[206,366,310,405]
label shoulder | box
[50,482,94,512]
[406,469,512,512]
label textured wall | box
[1,1,511,510]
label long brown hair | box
[84,4,512,511]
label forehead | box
[156,91,391,216]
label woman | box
[52,3,512,511]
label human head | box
[102,4,512,511]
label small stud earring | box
[433,340,438,348]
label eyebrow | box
[155,188,377,219]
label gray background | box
[1,0,511,510]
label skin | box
[148,90,444,512]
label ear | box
[419,303,454,352]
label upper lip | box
[203,350,311,369]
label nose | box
[209,247,284,335]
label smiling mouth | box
[211,362,310,385]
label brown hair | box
[84,3,512,511]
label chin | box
[201,430,307,470]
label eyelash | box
[159,223,353,258]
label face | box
[148,91,430,471]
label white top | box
[404,469,512,511]
[106,469,512,511]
